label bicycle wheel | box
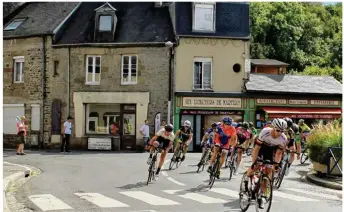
[300,148,308,164]
[225,151,231,168]
[169,151,178,170]
[239,172,251,212]
[274,162,287,189]
[255,174,273,212]
[147,157,156,185]
[197,150,207,173]
[209,159,219,189]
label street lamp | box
[165,41,173,124]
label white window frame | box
[85,55,101,85]
[13,56,24,83]
[192,3,216,32]
[193,57,213,90]
[121,55,138,85]
[86,117,98,134]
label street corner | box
[306,171,342,191]
[4,162,42,212]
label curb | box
[306,171,342,190]
[3,162,35,212]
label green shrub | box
[306,121,342,163]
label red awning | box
[261,107,342,119]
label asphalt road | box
[4,150,342,212]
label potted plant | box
[306,120,342,176]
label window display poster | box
[123,114,135,135]
[155,112,161,134]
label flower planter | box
[310,147,342,176]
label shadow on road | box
[116,181,147,190]
[223,198,241,210]
[179,170,198,175]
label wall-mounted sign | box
[88,138,112,150]
[310,100,340,106]
[256,99,287,104]
[288,100,308,105]
[181,110,243,115]
[268,114,341,119]
[182,97,242,108]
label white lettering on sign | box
[288,100,308,105]
[256,99,287,104]
[88,138,112,150]
[310,100,339,106]
[182,97,242,108]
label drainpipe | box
[67,47,70,116]
[167,48,173,124]
[40,36,46,148]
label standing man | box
[160,120,166,129]
[141,120,150,151]
[61,116,73,153]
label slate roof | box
[174,2,249,39]
[56,2,175,44]
[3,2,24,20]
[251,59,289,66]
[3,2,79,38]
[245,73,342,95]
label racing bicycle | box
[197,143,212,173]
[147,144,162,185]
[208,144,228,189]
[169,142,186,170]
[273,148,298,189]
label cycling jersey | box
[155,128,175,150]
[214,123,236,148]
[299,123,310,133]
[205,127,217,144]
[286,127,296,148]
[250,127,258,136]
[258,127,288,147]
[178,127,193,142]
[236,127,251,145]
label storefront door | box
[121,105,136,150]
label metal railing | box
[327,146,342,176]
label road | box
[4,150,342,212]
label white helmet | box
[272,118,287,131]
[183,120,191,127]
[216,122,222,125]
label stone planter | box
[310,147,342,176]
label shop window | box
[86,104,120,135]
[123,114,135,135]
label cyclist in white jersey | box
[243,118,288,209]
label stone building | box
[3,2,175,150]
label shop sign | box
[181,110,243,115]
[310,100,339,106]
[182,97,242,108]
[88,138,112,150]
[269,114,338,119]
[256,98,287,104]
[288,100,308,105]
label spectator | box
[61,116,73,153]
[16,116,27,155]
[140,120,150,151]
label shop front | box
[253,98,342,128]
[174,95,247,152]
[73,92,149,151]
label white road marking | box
[161,171,168,176]
[163,190,227,203]
[210,188,277,203]
[74,193,129,208]
[274,191,318,202]
[167,177,186,186]
[120,191,180,206]
[29,194,73,211]
[284,188,341,200]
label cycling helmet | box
[298,119,304,124]
[164,124,174,132]
[249,122,254,128]
[183,120,191,127]
[232,122,238,128]
[242,122,249,130]
[237,122,242,127]
[283,117,293,128]
[272,118,287,131]
[211,122,218,128]
[222,116,233,125]
[217,122,222,125]
[291,123,299,133]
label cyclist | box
[237,122,242,128]
[283,117,298,176]
[294,123,302,160]
[264,121,272,128]
[243,118,287,209]
[146,124,175,180]
[199,122,218,166]
[233,122,251,175]
[248,122,257,148]
[298,119,311,144]
[207,116,237,179]
[232,122,238,128]
[173,120,193,162]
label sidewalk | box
[306,171,342,190]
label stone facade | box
[3,40,171,149]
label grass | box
[306,120,342,163]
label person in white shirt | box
[61,116,73,153]
[140,120,150,151]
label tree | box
[250,2,342,75]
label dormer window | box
[5,18,25,31]
[193,3,216,32]
[99,15,112,31]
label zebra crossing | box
[28,187,342,211]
